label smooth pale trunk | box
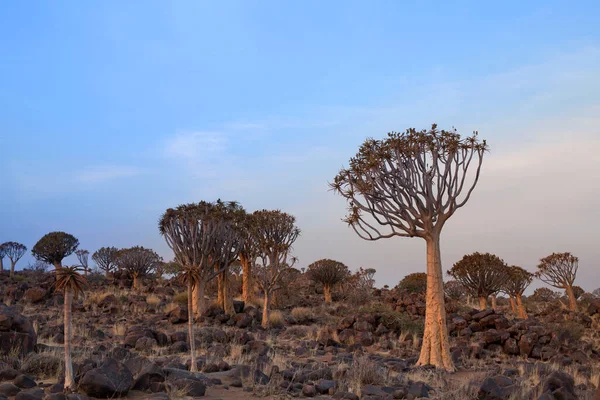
[516,293,528,319]
[490,294,497,311]
[416,235,455,371]
[217,273,225,306]
[323,284,333,303]
[133,274,140,290]
[187,280,197,372]
[479,296,487,311]
[240,254,252,303]
[192,280,206,319]
[64,290,74,390]
[566,285,577,311]
[509,296,517,313]
[262,292,271,329]
[219,270,235,315]
[10,261,16,278]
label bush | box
[146,294,161,307]
[21,353,62,378]
[174,292,188,304]
[290,307,313,324]
[397,272,428,294]
[269,310,285,328]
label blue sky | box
[1,1,599,291]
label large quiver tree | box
[3,242,27,278]
[115,246,162,289]
[503,266,533,319]
[536,252,579,311]
[330,125,486,371]
[92,247,119,278]
[32,232,79,270]
[307,259,349,303]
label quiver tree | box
[75,249,89,275]
[238,212,260,303]
[92,247,119,278]
[531,287,560,303]
[503,266,533,319]
[397,272,428,295]
[177,264,200,371]
[159,200,244,318]
[32,232,79,270]
[53,266,87,390]
[443,279,466,301]
[2,242,27,278]
[330,125,486,371]
[0,244,6,273]
[115,246,162,289]
[307,259,349,303]
[448,252,508,311]
[536,252,579,311]
[252,210,300,328]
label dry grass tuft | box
[291,307,313,324]
[269,311,285,328]
[146,294,161,307]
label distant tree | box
[53,266,87,390]
[531,287,560,303]
[75,249,89,276]
[2,242,27,278]
[592,288,600,298]
[448,252,508,311]
[32,232,79,270]
[503,266,533,319]
[26,260,50,273]
[443,280,466,301]
[397,272,428,294]
[536,252,579,311]
[92,247,119,278]
[307,259,349,303]
[115,246,162,289]
[252,210,300,328]
[330,125,486,371]
[0,243,6,273]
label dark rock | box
[408,381,430,398]
[302,384,317,397]
[332,392,359,400]
[503,338,519,355]
[234,313,252,329]
[233,300,244,314]
[132,363,165,392]
[167,379,206,397]
[78,358,133,398]
[14,375,36,389]
[15,388,44,400]
[538,371,577,400]
[478,377,507,400]
[0,383,20,397]
[0,304,37,357]
[315,379,335,394]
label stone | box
[478,377,507,400]
[0,383,20,397]
[0,304,37,357]
[79,358,133,398]
[302,384,317,397]
[408,381,430,398]
[14,375,36,389]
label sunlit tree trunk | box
[217,272,225,306]
[53,261,62,271]
[516,294,528,319]
[323,284,333,303]
[509,296,517,313]
[64,290,74,390]
[566,285,577,311]
[240,253,252,303]
[187,280,197,372]
[490,294,497,311]
[479,296,487,311]
[416,234,455,371]
[192,280,206,319]
[262,292,271,329]
[132,273,140,290]
[220,269,235,315]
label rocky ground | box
[2,270,600,400]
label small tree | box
[307,259,349,303]
[53,266,87,390]
[444,280,466,301]
[536,252,579,311]
[503,266,533,319]
[32,232,79,270]
[92,247,119,278]
[252,210,300,328]
[448,252,508,310]
[397,272,428,295]
[330,125,486,371]
[531,287,560,303]
[115,246,162,289]
[3,242,27,278]
[75,249,89,276]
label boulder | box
[23,288,46,304]
[78,358,133,398]
[0,304,37,357]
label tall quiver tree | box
[238,212,260,303]
[252,210,300,328]
[92,247,119,278]
[503,266,533,319]
[53,266,87,391]
[0,244,6,273]
[536,252,579,311]
[75,249,89,275]
[448,252,508,311]
[115,246,162,290]
[32,232,79,271]
[307,259,349,303]
[178,264,200,371]
[3,242,27,278]
[330,125,486,371]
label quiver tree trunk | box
[262,292,271,329]
[53,262,62,271]
[10,261,17,278]
[217,272,225,306]
[516,294,528,319]
[509,296,517,313]
[132,273,140,290]
[240,254,252,303]
[323,284,333,303]
[192,280,206,319]
[187,280,197,372]
[490,294,497,311]
[566,285,577,311]
[479,296,487,311]
[0,258,3,273]
[218,269,235,315]
[416,235,455,371]
[64,290,74,390]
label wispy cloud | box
[164,131,227,160]
[75,165,141,184]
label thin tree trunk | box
[509,296,517,313]
[479,296,487,311]
[192,280,206,318]
[187,280,197,372]
[0,258,3,273]
[105,269,110,279]
[490,294,497,311]
[222,269,235,315]
[10,261,16,278]
[217,272,225,307]
[262,291,271,329]
[323,284,332,303]
[416,234,455,371]
[64,290,74,390]
[566,285,577,311]
[240,253,252,303]
[133,274,140,290]
[516,293,528,319]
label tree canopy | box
[397,272,428,294]
[32,232,79,269]
[448,252,508,301]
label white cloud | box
[75,165,141,184]
[164,131,227,160]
